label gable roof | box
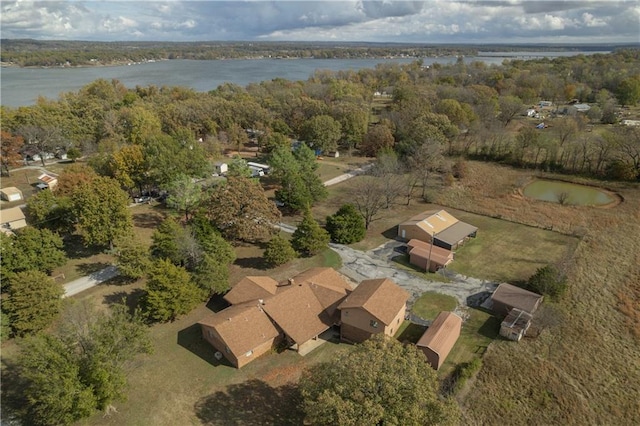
[0,187,23,197]
[0,207,26,224]
[261,283,331,345]
[491,283,543,314]
[198,303,280,356]
[223,276,279,305]
[402,210,459,236]
[408,239,453,266]
[416,311,462,356]
[291,267,353,320]
[38,173,58,184]
[338,278,409,325]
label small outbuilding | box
[489,283,543,317]
[416,311,463,370]
[407,239,454,272]
[500,308,533,342]
[213,162,228,175]
[37,173,58,191]
[0,187,23,202]
[0,206,27,233]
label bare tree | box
[407,141,444,199]
[349,176,387,229]
[17,125,62,167]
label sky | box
[1,1,639,44]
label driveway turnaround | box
[63,265,120,298]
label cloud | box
[0,1,637,43]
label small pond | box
[523,179,617,206]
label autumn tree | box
[360,123,395,157]
[143,259,204,322]
[108,144,149,194]
[0,131,24,176]
[3,270,64,337]
[263,235,297,267]
[291,208,330,257]
[326,204,366,244]
[407,140,445,199]
[55,163,98,197]
[300,114,341,153]
[71,176,133,250]
[497,95,525,127]
[299,335,460,426]
[206,175,281,242]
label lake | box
[0,51,609,107]
[523,179,617,206]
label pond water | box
[523,180,616,206]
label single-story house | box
[0,206,27,233]
[37,173,58,191]
[398,210,478,250]
[223,276,280,306]
[0,187,23,202]
[338,278,409,343]
[500,308,533,342]
[407,239,454,272]
[213,162,228,175]
[416,311,463,370]
[198,303,281,368]
[489,283,544,317]
[572,103,591,113]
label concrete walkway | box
[63,265,120,298]
[323,164,373,187]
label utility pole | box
[427,230,435,272]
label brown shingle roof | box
[408,239,454,266]
[416,311,462,357]
[223,276,279,305]
[491,283,543,315]
[198,303,279,356]
[292,267,353,320]
[435,221,478,246]
[262,283,331,345]
[338,278,409,325]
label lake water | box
[0,51,609,107]
[523,179,616,206]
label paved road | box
[63,265,120,298]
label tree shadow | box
[477,316,501,340]
[177,323,231,367]
[1,358,28,424]
[63,234,105,259]
[132,212,165,229]
[194,379,304,426]
[103,288,145,314]
[76,261,112,276]
[233,256,267,270]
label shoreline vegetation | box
[0,39,631,68]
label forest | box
[1,39,632,67]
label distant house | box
[0,206,27,233]
[500,308,533,342]
[572,103,591,113]
[398,210,477,251]
[416,311,463,370]
[407,239,454,272]
[338,278,409,343]
[37,173,58,191]
[213,162,228,175]
[489,283,543,317]
[0,187,23,202]
[198,303,281,368]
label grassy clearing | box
[411,292,457,321]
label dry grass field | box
[439,162,640,425]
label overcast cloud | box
[1,1,638,43]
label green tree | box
[114,238,151,280]
[150,216,186,265]
[66,146,82,162]
[226,155,253,178]
[4,270,64,337]
[108,144,149,194]
[300,335,459,426]
[0,227,66,281]
[326,204,366,244]
[143,259,203,322]
[294,142,327,202]
[300,114,342,153]
[527,265,567,300]
[25,189,75,232]
[191,253,230,296]
[165,174,203,221]
[291,208,330,257]
[72,176,133,250]
[616,75,640,107]
[206,175,281,242]
[264,235,297,267]
[15,334,97,426]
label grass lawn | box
[411,292,458,321]
[448,212,579,283]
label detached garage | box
[0,187,23,202]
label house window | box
[370,320,379,328]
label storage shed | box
[0,187,23,202]
[500,308,533,342]
[416,311,463,370]
[0,206,27,232]
[407,239,454,272]
[489,283,543,317]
